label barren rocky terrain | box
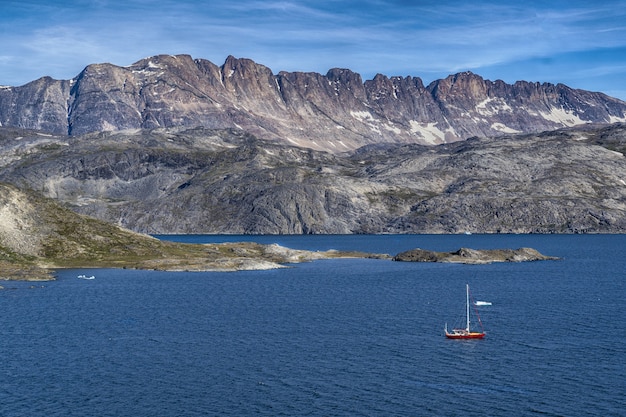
[1,123,624,234]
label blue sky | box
[2,0,626,100]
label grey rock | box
[1,123,625,234]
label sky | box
[1,0,626,100]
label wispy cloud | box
[1,0,625,99]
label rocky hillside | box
[0,182,378,280]
[1,54,625,152]
[1,123,624,234]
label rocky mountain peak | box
[326,68,364,85]
[427,71,499,103]
[222,55,272,80]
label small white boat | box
[474,301,492,306]
[77,275,95,280]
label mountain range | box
[0,54,625,235]
[1,54,626,152]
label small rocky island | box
[393,247,559,264]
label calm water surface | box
[1,234,624,416]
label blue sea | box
[1,234,624,416]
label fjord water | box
[1,234,624,416]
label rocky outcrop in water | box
[1,54,625,152]
[393,247,559,264]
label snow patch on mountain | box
[539,107,587,126]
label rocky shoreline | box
[1,243,559,282]
[0,242,390,282]
[0,179,560,281]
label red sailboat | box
[445,284,486,339]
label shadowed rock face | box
[1,123,625,235]
[392,247,559,264]
[1,54,625,152]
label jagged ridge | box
[1,54,625,151]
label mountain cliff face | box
[1,123,625,234]
[1,54,625,151]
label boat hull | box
[445,331,485,339]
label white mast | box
[466,284,470,332]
